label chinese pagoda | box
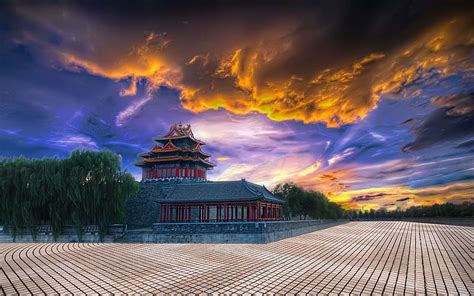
[133,123,286,224]
[136,123,214,181]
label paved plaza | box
[1,222,472,294]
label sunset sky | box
[0,0,473,210]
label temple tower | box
[136,123,214,181]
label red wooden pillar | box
[255,203,259,221]
[224,204,228,222]
[207,206,210,222]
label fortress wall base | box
[118,220,347,244]
[0,233,116,243]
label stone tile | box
[0,222,472,294]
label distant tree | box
[273,183,344,219]
[0,150,138,240]
[350,202,473,220]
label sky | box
[0,0,473,210]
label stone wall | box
[0,224,126,243]
[125,180,175,229]
[118,220,347,244]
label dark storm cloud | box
[352,192,392,202]
[457,140,474,149]
[403,93,474,152]
[4,0,473,127]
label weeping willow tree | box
[0,151,138,240]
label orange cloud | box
[372,17,473,99]
[332,182,474,211]
[60,32,181,96]
[12,4,473,128]
[179,17,472,127]
[216,157,231,161]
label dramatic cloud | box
[334,182,474,210]
[6,1,473,127]
[403,93,474,151]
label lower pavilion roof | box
[156,180,287,204]
[135,156,215,167]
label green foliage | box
[344,202,474,219]
[0,151,138,240]
[273,182,344,219]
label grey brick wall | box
[118,220,347,243]
[125,180,176,229]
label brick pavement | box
[1,222,472,294]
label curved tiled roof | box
[157,180,287,204]
[153,124,205,145]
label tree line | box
[273,182,473,220]
[0,151,138,239]
[345,202,473,219]
[273,183,344,219]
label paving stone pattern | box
[1,222,472,294]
